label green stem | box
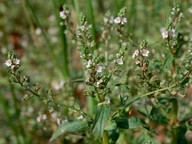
[86,0,97,49]
[102,130,109,144]
[52,0,69,79]
[73,0,80,23]
[126,84,177,107]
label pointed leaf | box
[50,120,88,142]
[115,117,149,130]
[92,105,110,138]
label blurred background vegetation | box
[0,0,192,143]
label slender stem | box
[73,0,80,23]
[86,0,97,49]
[52,0,70,79]
[126,84,177,107]
[102,130,109,144]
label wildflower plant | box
[3,3,192,144]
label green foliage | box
[50,120,89,142]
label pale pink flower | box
[141,49,150,57]
[86,60,92,68]
[114,17,121,24]
[160,28,168,39]
[117,58,123,65]
[132,50,139,59]
[96,65,103,73]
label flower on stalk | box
[96,79,103,87]
[59,8,70,20]
[114,17,127,25]
[160,28,169,39]
[117,58,123,65]
[5,58,20,69]
[105,96,110,104]
[86,60,92,68]
[96,65,104,73]
[132,50,139,59]
[141,49,150,57]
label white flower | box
[96,79,103,86]
[14,58,20,65]
[117,58,123,65]
[114,17,127,25]
[188,7,192,14]
[5,59,12,67]
[35,28,41,35]
[135,60,141,65]
[77,115,84,120]
[114,17,121,24]
[161,28,168,39]
[121,17,127,24]
[86,60,92,68]
[171,28,176,38]
[60,9,69,20]
[105,96,110,104]
[5,58,20,69]
[60,11,67,19]
[96,65,103,73]
[51,80,65,90]
[132,49,139,59]
[141,49,149,57]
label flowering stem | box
[52,0,70,79]
[86,0,97,49]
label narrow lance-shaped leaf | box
[115,116,149,130]
[50,120,89,142]
[92,104,110,138]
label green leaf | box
[50,120,89,142]
[105,122,117,131]
[164,55,174,70]
[115,117,149,130]
[92,105,110,138]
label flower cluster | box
[113,17,127,25]
[132,49,150,59]
[5,58,20,69]
[59,7,70,21]
[160,27,176,39]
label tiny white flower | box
[114,17,121,24]
[13,58,20,65]
[103,17,108,23]
[117,58,123,65]
[96,79,103,86]
[121,17,127,25]
[77,115,84,120]
[35,28,41,35]
[135,60,141,65]
[59,11,67,20]
[160,28,169,39]
[109,16,114,24]
[105,96,110,104]
[96,65,103,73]
[132,49,139,59]
[86,60,92,68]
[42,114,47,120]
[188,7,192,14]
[5,59,12,67]
[141,49,149,57]
[171,28,176,38]
[80,25,85,31]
